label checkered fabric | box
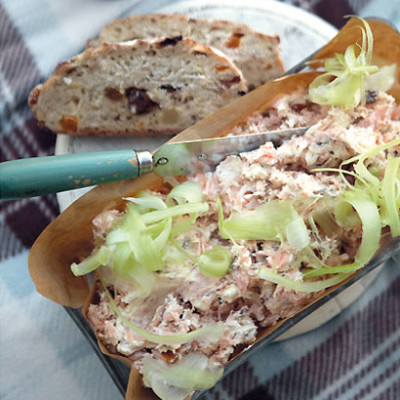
[1,1,400,400]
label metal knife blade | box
[152,127,309,176]
[0,127,309,199]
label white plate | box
[54,0,381,340]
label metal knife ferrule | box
[136,151,154,176]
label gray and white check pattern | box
[1,1,399,399]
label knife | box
[0,127,308,200]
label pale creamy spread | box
[87,89,400,378]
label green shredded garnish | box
[71,181,235,290]
[167,181,204,235]
[125,191,167,212]
[286,215,310,250]
[313,138,400,233]
[196,246,233,278]
[258,267,351,293]
[140,202,208,225]
[71,246,113,276]
[216,197,237,245]
[381,156,400,236]
[337,194,381,263]
[71,182,211,283]
[305,138,400,278]
[218,199,308,248]
[309,17,396,109]
[170,238,232,279]
[166,180,203,206]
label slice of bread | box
[88,14,284,90]
[28,37,247,136]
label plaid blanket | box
[1,0,399,399]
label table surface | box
[1,1,400,399]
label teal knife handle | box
[0,150,141,200]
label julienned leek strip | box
[258,267,351,293]
[308,17,396,109]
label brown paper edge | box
[28,17,400,400]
